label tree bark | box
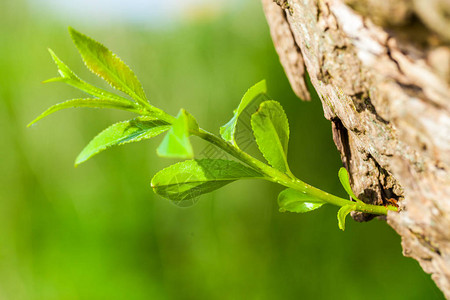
[262,0,450,297]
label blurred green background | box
[0,0,443,299]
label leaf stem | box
[194,128,398,216]
[140,104,176,124]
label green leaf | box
[28,98,139,127]
[251,100,290,173]
[338,167,363,203]
[156,109,198,159]
[75,117,170,166]
[46,49,132,103]
[184,110,199,132]
[220,80,267,145]
[151,159,262,202]
[278,188,326,213]
[69,27,147,104]
[337,204,356,231]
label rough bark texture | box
[262,0,450,297]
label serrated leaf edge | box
[75,117,170,166]
[251,100,291,174]
[28,98,139,127]
[68,27,147,105]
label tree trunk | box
[262,0,450,297]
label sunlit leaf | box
[46,49,132,103]
[251,100,290,173]
[337,204,356,231]
[28,98,139,127]
[69,27,148,104]
[156,109,197,159]
[338,167,363,203]
[151,159,262,202]
[75,117,170,166]
[220,80,267,146]
[278,188,326,213]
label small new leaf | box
[220,80,267,146]
[75,117,170,166]
[28,98,139,127]
[278,188,326,213]
[156,109,197,159]
[337,204,356,231]
[46,49,134,103]
[338,167,363,204]
[151,159,262,202]
[69,27,148,105]
[251,100,291,173]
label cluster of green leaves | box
[30,28,394,231]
